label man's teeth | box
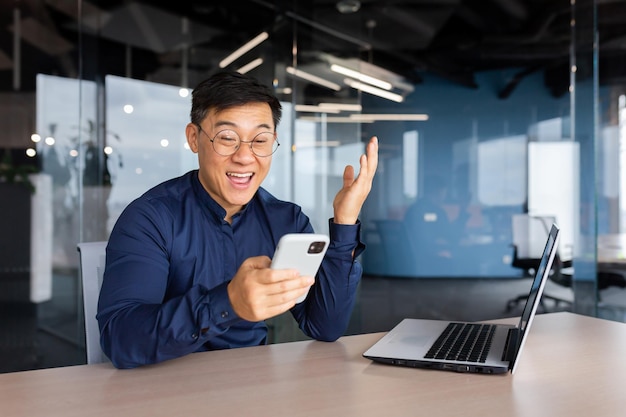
[227,172,252,178]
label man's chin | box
[226,190,257,206]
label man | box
[97,71,379,368]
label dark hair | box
[190,71,282,129]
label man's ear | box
[186,123,199,153]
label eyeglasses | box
[197,126,280,157]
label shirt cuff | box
[201,281,240,333]
[328,218,366,258]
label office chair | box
[77,241,109,364]
[596,267,626,317]
[506,214,572,312]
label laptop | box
[363,223,560,375]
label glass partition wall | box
[588,0,626,321]
[1,0,624,373]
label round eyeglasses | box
[197,126,280,157]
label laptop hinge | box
[502,328,521,362]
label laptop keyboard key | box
[424,323,496,363]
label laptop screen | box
[510,223,560,373]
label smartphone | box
[270,233,330,303]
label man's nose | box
[231,140,256,159]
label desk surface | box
[2,312,626,417]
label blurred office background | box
[1,0,626,372]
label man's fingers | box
[343,165,355,188]
[362,136,379,178]
[253,273,314,316]
[266,273,314,296]
[228,266,313,322]
[242,255,272,271]
[352,136,378,185]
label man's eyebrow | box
[214,120,236,129]
[214,120,273,130]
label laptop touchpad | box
[388,333,431,347]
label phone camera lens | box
[308,241,326,254]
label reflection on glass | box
[105,75,196,230]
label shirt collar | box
[190,170,256,223]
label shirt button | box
[191,333,198,339]
[221,311,229,318]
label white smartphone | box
[270,233,330,303]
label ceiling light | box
[336,1,361,14]
[344,79,404,102]
[293,140,342,148]
[295,105,341,113]
[298,116,374,124]
[286,66,342,91]
[297,114,427,122]
[318,102,362,112]
[219,32,268,68]
[323,54,415,94]
[330,64,392,90]
[349,114,429,121]
[237,57,263,74]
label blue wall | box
[360,69,572,278]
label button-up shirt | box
[97,171,364,368]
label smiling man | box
[97,71,379,368]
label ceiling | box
[2,0,626,99]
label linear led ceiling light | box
[349,114,429,121]
[298,116,374,124]
[318,102,362,112]
[330,64,392,90]
[219,32,269,68]
[344,79,404,102]
[292,140,342,148]
[294,104,341,113]
[237,57,263,74]
[286,66,342,91]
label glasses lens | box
[252,132,278,157]
[213,130,240,156]
[210,129,278,157]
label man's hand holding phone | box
[227,233,328,322]
[227,256,313,322]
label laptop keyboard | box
[424,322,496,363]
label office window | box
[477,135,527,206]
[403,130,418,199]
[105,75,194,229]
[528,142,579,261]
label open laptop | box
[363,223,560,375]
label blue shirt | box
[97,171,364,368]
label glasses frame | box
[197,125,280,157]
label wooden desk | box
[1,312,625,416]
